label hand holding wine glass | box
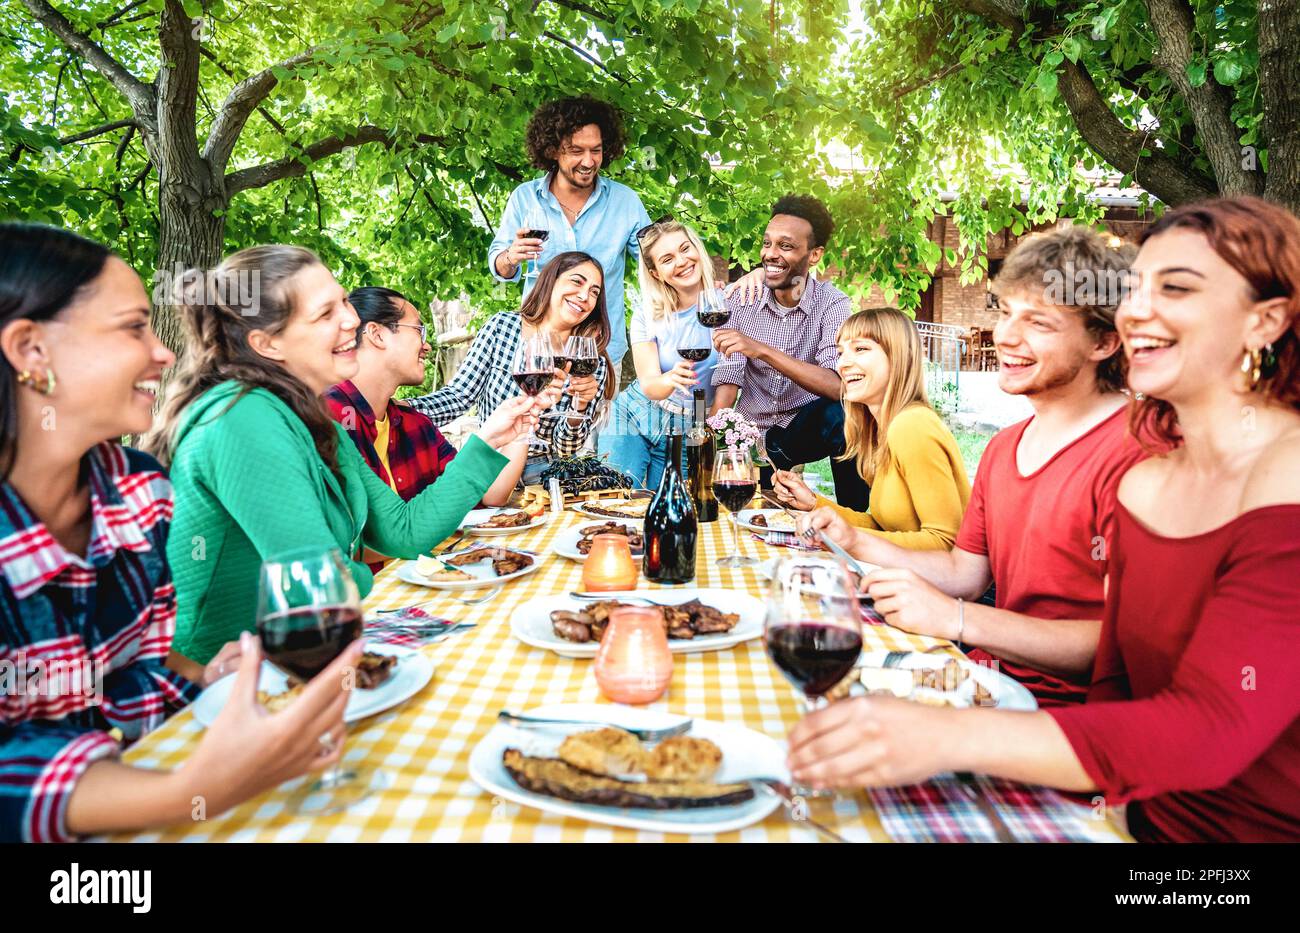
[476,395,539,449]
[177,631,359,818]
[255,547,384,813]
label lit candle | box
[581,534,638,592]
[594,606,673,704]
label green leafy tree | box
[814,0,1296,306]
[2,0,838,350]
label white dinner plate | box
[855,650,1039,712]
[394,545,542,590]
[191,643,434,727]
[735,508,800,533]
[572,498,650,520]
[756,554,883,582]
[459,507,548,536]
[552,520,644,562]
[468,702,786,835]
[510,588,765,658]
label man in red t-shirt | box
[807,225,1153,705]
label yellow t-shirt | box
[814,404,971,551]
[373,415,399,494]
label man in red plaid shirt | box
[325,288,527,567]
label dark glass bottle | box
[686,390,718,522]
[643,432,698,584]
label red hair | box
[1130,196,1300,447]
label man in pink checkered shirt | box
[710,195,870,509]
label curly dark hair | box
[525,96,628,173]
[771,194,835,248]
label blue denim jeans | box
[596,381,689,492]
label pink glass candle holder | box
[581,534,639,592]
[593,606,673,704]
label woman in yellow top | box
[772,307,971,550]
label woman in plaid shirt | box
[0,224,356,842]
[410,252,615,483]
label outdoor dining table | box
[109,507,1131,842]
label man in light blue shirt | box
[489,96,651,369]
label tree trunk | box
[151,153,228,354]
[1260,0,1300,213]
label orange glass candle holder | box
[594,606,673,704]
[581,534,639,592]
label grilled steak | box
[503,749,753,809]
[549,598,739,643]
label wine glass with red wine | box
[696,287,731,328]
[764,557,863,797]
[522,205,550,278]
[713,446,759,567]
[513,333,555,446]
[256,547,386,814]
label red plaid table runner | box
[868,773,1119,843]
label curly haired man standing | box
[490,97,651,369]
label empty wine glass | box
[712,446,759,567]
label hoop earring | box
[15,368,56,396]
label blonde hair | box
[636,220,713,325]
[838,308,931,483]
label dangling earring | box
[15,368,56,396]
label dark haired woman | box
[785,196,1300,842]
[0,223,357,841]
[326,286,527,506]
[411,251,616,485]
[488,95,651,369]
[147,247,535,664]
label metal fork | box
[452,586,502,606]
[497,710,693,742]
[568,591,659,605]
[753,779,852,843]
[955,772,1016,843]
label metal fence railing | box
[916,321,967,418]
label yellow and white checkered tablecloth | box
[110,509,1130,842]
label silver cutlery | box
[452,586,503,606]
[567,591,659,605]
[497,710,693,742]
[955,772,1016,843]
[753,779,852,843]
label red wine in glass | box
[258,605,363,682]
[765,623,864,697]
[512,371,552,396]
[568,357,598,377]
[522,229,550,242]
[697,308,731,328]
[678,347,711,362]
[713,479,757,514]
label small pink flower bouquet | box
[706,407,762,453]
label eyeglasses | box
[390,322,429,343]
[635,214,675,241]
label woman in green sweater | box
[148,246,535,662]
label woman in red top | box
[786,196,1300,842]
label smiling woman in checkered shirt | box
[411,251,616,483]
[0,224,359,842]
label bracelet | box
[955,597,965,650]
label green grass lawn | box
[797,429,994,503]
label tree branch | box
[18,0,156,123]
[226,125,450,194]
[1057,59,1217,204]
[58,117,136,145]
[202,47,321,171]
[156,0,202,164]
[98,0,148,29]
[541,31,629,85]
[1142,0,1259,196]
